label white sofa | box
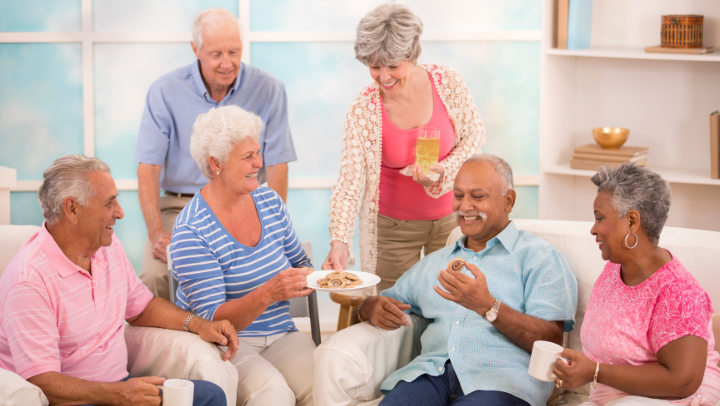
[314,219,720,406]
[0,225,238,406]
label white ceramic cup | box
[161,379,194,406]
[528,340,567,381]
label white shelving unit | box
[539,0,720,232]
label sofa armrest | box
[313,313,429,405]
[0,368,49,406]
[124,324,238,406]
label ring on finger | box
[556,379,563,389]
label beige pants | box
[375,213,457,292]
[224,331,315,406]
[582,397,671,406]
[139,194,192,301]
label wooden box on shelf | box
[661,15,704,48]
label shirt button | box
[456,321,460,325]
[439,367,443,372]
[452,348,455,352]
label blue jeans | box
[380,361,530,406]
[80,376,226,406]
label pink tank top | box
[378,72,455,220]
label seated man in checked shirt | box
[356,153,579,406]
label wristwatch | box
[485,299,500,323]
[183,314,197,332]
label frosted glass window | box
[406,0,541,31]
[93,0,238,32]
[94,43,196,179]
[0,0,80,32]
[251,42,370,178]
[511,186,539,219]
[251,0,386,31]
[420,41,541,175]
[113,191,146,274]
[10,192,44,226]
[0,44,83,180]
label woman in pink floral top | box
[553,163,720,406]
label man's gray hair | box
[190,105,263,179]
[192,7,242,51]
[464,153,514,194]
[591,163,671,244]
[38,155,110,225]
[354,4,423,66]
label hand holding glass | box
[415,126,440,175]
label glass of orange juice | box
[415,126,440,175]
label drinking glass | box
[415,126,440,175]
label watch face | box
[486,310,497,323]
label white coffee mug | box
[528,340,567,381]
[161,379,194,406]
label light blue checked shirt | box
[380,221,578,406]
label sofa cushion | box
[0,368,48,406]
[0,225,41,277]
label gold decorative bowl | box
[592,127,630,149]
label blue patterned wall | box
[1,1,541,324]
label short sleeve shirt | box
[581,255,720,406]
[0,224,153,381]
[380,221,578,406]
[134,61,297,194]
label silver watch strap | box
[183,314,196,332]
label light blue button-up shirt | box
[380,221,578,406]
[134,61,297,194]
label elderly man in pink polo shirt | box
[0,155,239,406]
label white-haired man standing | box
[0,155,239,406]
[135,7,298,300]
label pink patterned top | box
[581,254,720,406]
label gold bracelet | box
[357,300,365,322]
[593,362,599,389]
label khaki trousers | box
[375,213,457,292]
[139,194,192,301]
[223,331,315,406]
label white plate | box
[307,270,381,292]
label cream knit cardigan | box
[328,64,486,276]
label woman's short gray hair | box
[464,153,514,195]
[38,155,110,225]
[192,7,242,51]
[354,4,423,66]
[190,105,263,179]
[591,163,672,244]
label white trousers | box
[226,331,315,406]
[582,396,672,406]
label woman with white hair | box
[322,4,486,292]
[553,163,720,406]
[170,105,315,406]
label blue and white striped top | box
[169,186,312,337]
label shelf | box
[546,47,720,62]
[543,163,720,186]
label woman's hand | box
[261,267,313,304]
[553,348,597,390]
[411,164,444,187]
[322,241,349,271]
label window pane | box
[420,41,541,176]
[251,42,369,178]
[251,0,386,31]
[406,0,541,31]
[93,0,238,32]
[0,0,81,32]
[94,43,196,179]
[0,44,83,180]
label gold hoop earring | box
[624,233,638,249]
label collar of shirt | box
[452,220,519,256]
[191,59,243,103]
[38,222,107,280]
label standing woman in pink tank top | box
[322,4,486,292]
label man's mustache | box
[453,210,487,221]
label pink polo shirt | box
[0,223,153,381]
